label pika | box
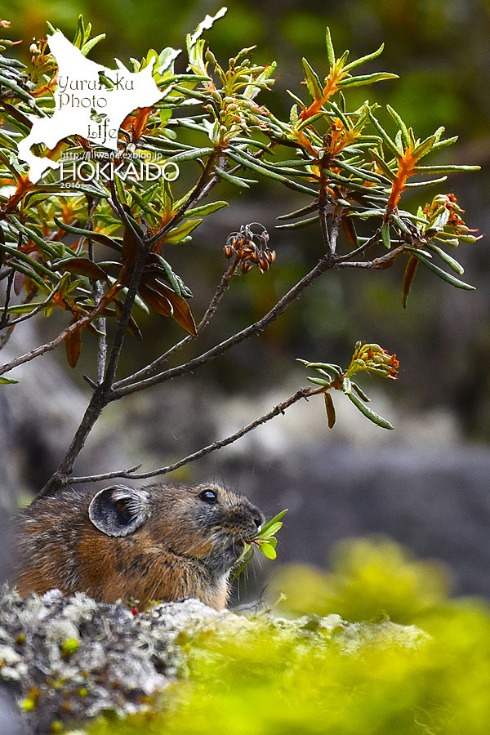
[14,482,264,610]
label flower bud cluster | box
[224,223,276,274]
[422,193,480,242]
[346,341,399,380]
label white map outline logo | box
[18,31,164,183]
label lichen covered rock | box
[0,585,428,734]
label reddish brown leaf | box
[341,217,357,246]
[140,276,197,336]
[163,286,197,337]
[401,253,419,309]
[121,225,138,275]
[324,391,336,428]
[138,281,173,317]
[13,270,25,295]
[56,257,108,282]
[65,325,82,368]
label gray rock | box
[0,586,427,734]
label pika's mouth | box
[206,530,261,574]
[228,534,260,562]
[226,537,255,561]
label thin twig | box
[107,179,145,244]
[94,284,107,385]
[2,286,60,327]
[334,229,381,262]
[318,167,334,261]
[0,281,122,377]
[65,464,143,485]
[0,271,14,350]
[146,151,221,248]
[195,256,240,332]
[67,386,320,485]
[111,252,333,399]
[38,185,155,499]
[115,256,240,388]
[85,195,107,384]
[0,324,14,350]
[0,268,14,329]
[334,245,405,269]
[329,208,341,257]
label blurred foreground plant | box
[89,537,490,735]
[270,536,449,624]
[0,10,480,498]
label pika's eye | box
[199,488,218,504]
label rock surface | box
[0,586,427,734]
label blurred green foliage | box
[4,0,488,141]
[89,536,490,735]
[270,536,449,624]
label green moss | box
[88,538,490,735]
[19,697,36,712]
[89,606,490,734]
[60,637,80,656]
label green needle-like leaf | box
[406,249,475,291]
[338,72,398,88]
[424,242,465,274]
[302,57,323,101]
[325,27,336,67]
[213,166,254,188]
[346,391,394,430]
[343,42,385,72]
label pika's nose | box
[252,508,264,531]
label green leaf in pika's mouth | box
[232,509,288,579]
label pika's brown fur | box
[14,482,264,610]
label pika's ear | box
[88,485,149,537]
